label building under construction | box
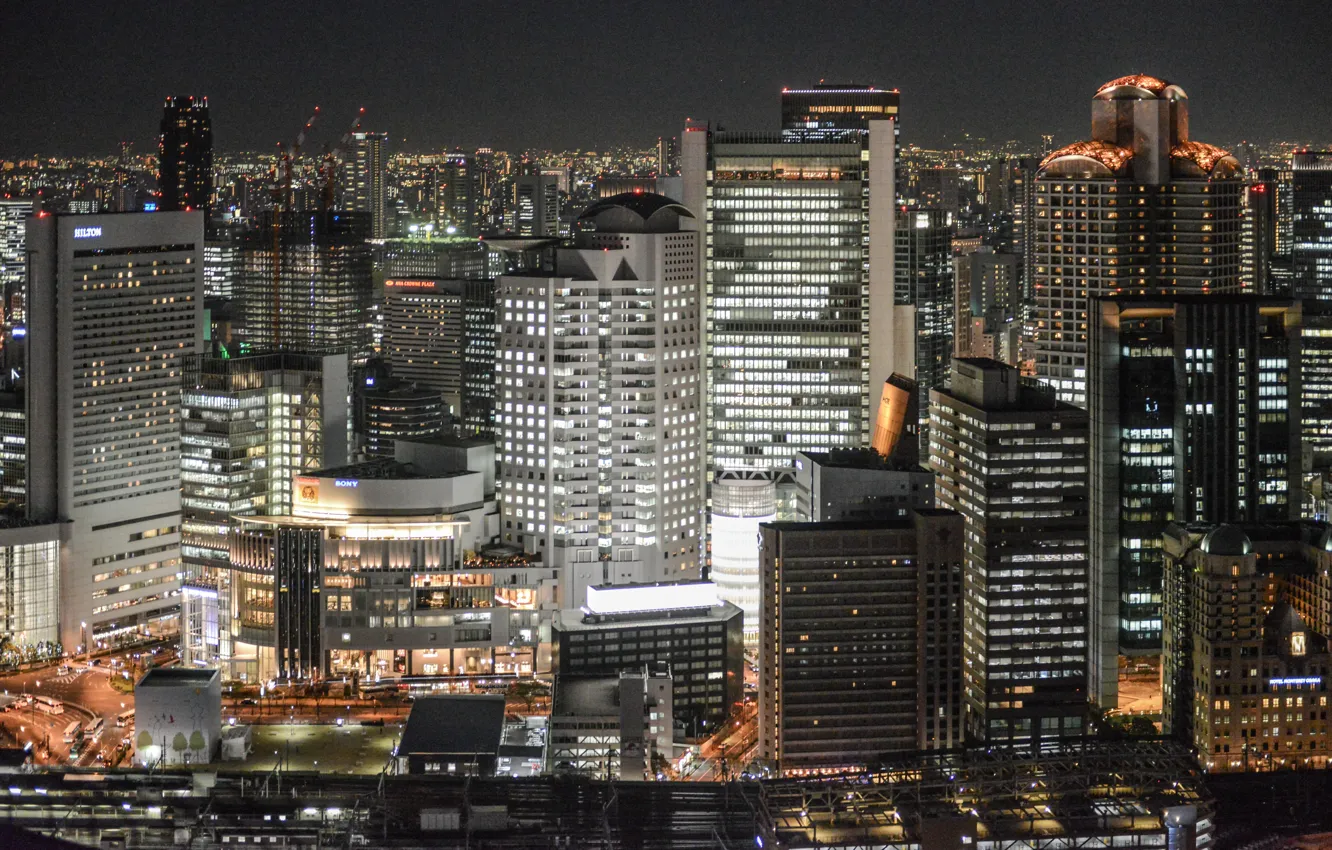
[238,210,374,362]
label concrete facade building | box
[954,247,1022,365]
[758,512,965,773]
[134,667,221,767]
[497,194,704,608]
[513,174,560,237]
[548,665,674,781]
[894,208,954,414]
[27,211,205,651]
[930,358,1090,747]
[1032,75,1242,407]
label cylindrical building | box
[710,474,776,651]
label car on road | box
[239,698,258,706]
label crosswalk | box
[47,670,84,686]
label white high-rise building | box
[498,193,704,608]
[27,211,205,651]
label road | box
[0,646,167,767]
[685,701,758,781]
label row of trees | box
[0,636,63,670]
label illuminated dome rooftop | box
[1170,141,1240,177]
[1039,140,1134,176]
[1096,74,1173,97]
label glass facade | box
[0,530,60,647]
[1292,152,1332,300]
[708,137,868,475]
[894,208,954,413]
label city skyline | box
[4,0,1331,156]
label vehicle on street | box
[86,717,104,740]
[116,709,134,727]
[62,721,82,744]
[34,696,64,715]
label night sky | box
[4,0,1330,156]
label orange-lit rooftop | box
[1096,74,1171,95]
[1039,140,1134,174]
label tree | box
[136,730,152,751]
[171,732,188,761]
[189,730,206,761]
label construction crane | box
[269,107,320,348]
[318,107,367,212]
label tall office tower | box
[1033,75,1243,406]
[512,174,560,237]
[26,212,204,651]
[382,278,465,413]
[954,247,1022,364]
[1087,296,1303,707]
[348,131,389,239]
[894,208,954,412]
[473,148,497,231]
[709,472,776,650]
[930,358,1090,746]
[0,200,33,326]
[1006,157,1039,306]
[0,395,24,506]
[158,96,213,221]
[1161,521,1332,772]
[656,136,679,176]
[1242,174,1278,294]
[1302,303,1332,472]
[462,278,497,434]
[497,194,704,608]
[203,237,236,299]
[433,149,476,236]
[238,210,374,362]
[179,351,350,667]
[758,511,965,773]
[681,90,896,485]
[1292,152,1332,300]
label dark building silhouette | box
[158,96,213,220]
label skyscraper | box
[1291,152,1332,300]
[238,210,375,362]
[895,208,955,411]
[158,96,213,221]
[1033,75,1243,406]
[26,211,205,651]
[0,200,33,326]
[759,511,964,772]
[1241,172,1278,294]
[954,247,1022,364]
[512,174,560,237]
[382,278,465,414]
[930,358,1090,746]
[434,149,477,236]
[681,88,896,485]
[349,130,389,239]
[497,194,704,607]
[1087,295,1303,706]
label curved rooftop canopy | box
[1038,140,1134,178]
[1095,74,1182,100]
[579,192,695,230]
[1170,141,1241,178]
[1200,525,1253,557]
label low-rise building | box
[552,582,743,734]
[133,668,221,767]
[548,664,673,780]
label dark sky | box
[4,0,1330,156]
